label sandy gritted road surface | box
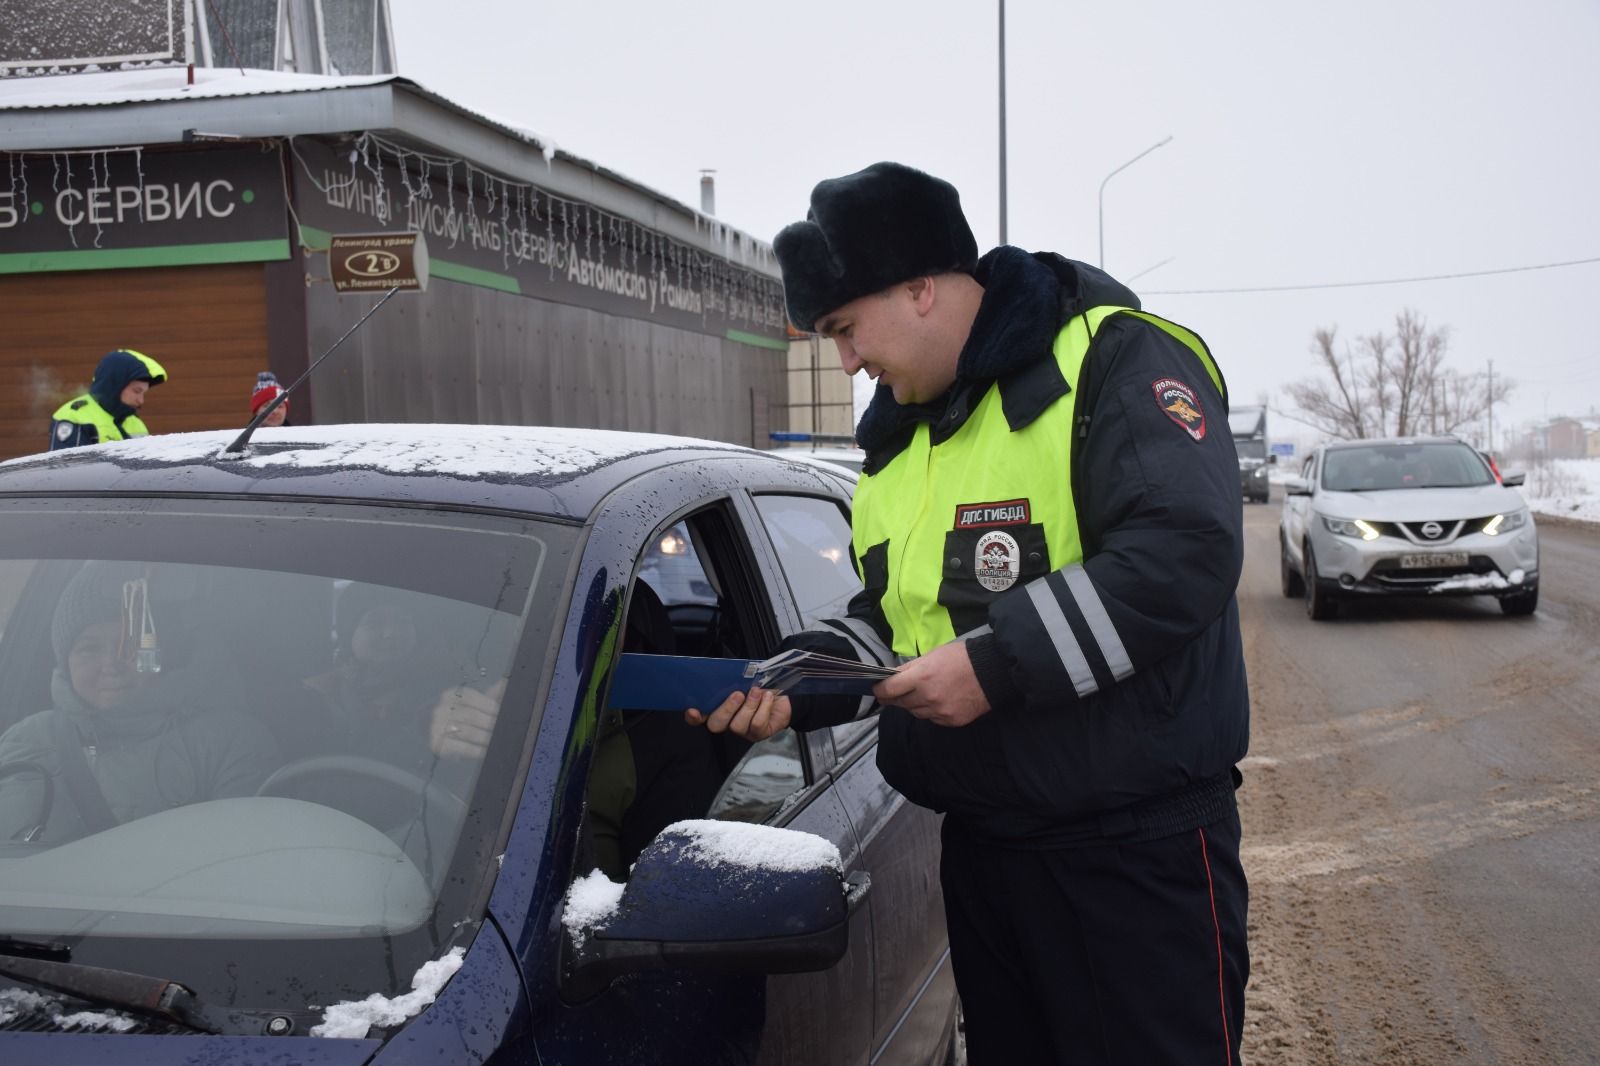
[1237,499,1600,1065]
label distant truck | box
[1228,405,1273,503]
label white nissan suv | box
[1279,437,1539,619]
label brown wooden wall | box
[0,263,268,462]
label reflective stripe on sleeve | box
[1063,567,1135,681]
[820,616,894,668]
[1025,578,1098,697]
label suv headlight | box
[1322,516,1381,541]
[1481,509,1529,536]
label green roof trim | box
[0,239,291,275]
[725,328,789,352]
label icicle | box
[499,176,512,269]
[546,194,557,279]
[132,146,145,224]
[59,152,79,249]
[445,157,458,248]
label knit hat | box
[773,162,979,333]
[251,371,287,416]
[52,562,140,664]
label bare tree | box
[1286,309,1512,440]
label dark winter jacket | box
[0,669,279,843]
[787,246,1250,846]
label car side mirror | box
[1285,477,1312,497]
[559,822,868,1003]
[1268,453,1278,465]
[1500,469,1526,487]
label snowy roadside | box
[1516,457,1600,527]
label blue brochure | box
[606,651,894,711]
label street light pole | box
[1098,135,1172,269]
[997,0,1007,246]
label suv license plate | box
[1400,552,1469,569]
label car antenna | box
[219,286,401,458]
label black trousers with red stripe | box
[940,810,1249,1066]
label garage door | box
[0,263,268,462]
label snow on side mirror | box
[558,820,863,1003]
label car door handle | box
[844,871,871,916]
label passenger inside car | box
[587,580,751,880]
[0,562,279,843]
[282,582,506,774]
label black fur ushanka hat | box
[774,162,979,333]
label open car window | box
[751,493,877,757]
[585,504,807,882]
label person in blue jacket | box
[690,162,1251,1065]
[49,349,167,450]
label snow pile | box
[0,988,136,1032]
[562,869,627,944]
[1519,457,1600,525]
[1429,573,1511,594]
[662,819,842,874]
[309,946,466,1039]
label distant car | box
[1279,436,1538,619]
[0,426,957,1064]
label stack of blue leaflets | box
[606,648,896,712]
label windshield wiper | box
[0,953,218,1033]
[0,936,71,961]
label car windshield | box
[1321,442,1494,492]
[0,497,573,1020]
[1236,440,1267,461]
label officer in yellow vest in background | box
[49,349,168,451]
[689,163,1251,1065]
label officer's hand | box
[874,641,990,727]
[429,677,507,759]
[684,686,791,741]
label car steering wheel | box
[256,754,466,834]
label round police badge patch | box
[55,422,73,442]
[975,530,1021,592]
[1151,377,1206,441]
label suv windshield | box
[0,498,572,1028]
[1321,442,1494,492]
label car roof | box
[763,448,863,478]
[1321,436,1466,451]
[0,424,768,520]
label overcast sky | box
[389,0,1599,448]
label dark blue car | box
[0,425,959,1065]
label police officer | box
[689,163,1250,1064]
[49,349,167,451]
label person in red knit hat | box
[250,371,288,427]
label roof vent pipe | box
[700,169,716,215]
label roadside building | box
[1,12,788,462]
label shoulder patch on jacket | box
[1151,378,1206,441]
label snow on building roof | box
[0,66,772,263]
[0,65,397,107]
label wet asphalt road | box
[1235,490,1600,1065]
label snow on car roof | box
[1,424,750,481]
